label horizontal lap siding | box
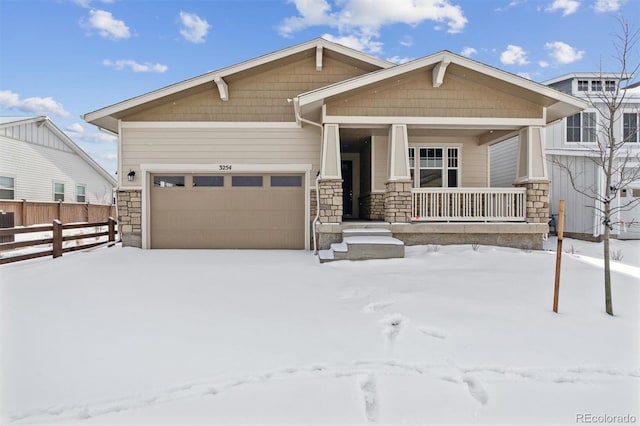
[121,127,320,180]
[326,72,542,119]
[490,137,519,187]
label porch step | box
[319,228,404,263]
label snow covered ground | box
[1,238,638,425]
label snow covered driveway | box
[1,242,639,424]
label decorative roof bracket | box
[432,57,451,88]
[213,76,229,101]
[316,45,323,71]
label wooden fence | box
[0,218,118,265]
[0,200,116,226]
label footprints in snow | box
[358,373,379,423]
[361,300,448,343]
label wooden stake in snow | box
[553,200,565,313]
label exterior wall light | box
[127,170,136,182]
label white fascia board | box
[322,115,546,128]
[0,116,47,129]
[121,121,300,129]
[83,38,393,124]
[299,51,589,111]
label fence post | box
[57,201,62,221]
[53,219,63,258]
[108,217,116,243]
[22,199,27,226]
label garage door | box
[150,173,305,249]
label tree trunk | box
[603,223,613,316]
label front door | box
[341,160,353,217]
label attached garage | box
[149,172,305,249]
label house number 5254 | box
[219,164,232,170]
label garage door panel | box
[150,173,305,249]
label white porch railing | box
[411,188,527,222]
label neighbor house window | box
[567,112,597,142]
[623,113,639,143]
[591,80,602,92]
[577,80,589,91]
[53,182,65,201]
[0,176,15,200]
[605,80,616,91]
[408,147,460,188]
[76,185,86,202]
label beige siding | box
[121,126,320,186]
[326,71,543,119]
[121,56,369,123]
[372,134,389,191]
[409,136,487,187]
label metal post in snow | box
[553,200,565,313]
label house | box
[0,116,116,204]
[545,74,640,240]
[83,38,587,251]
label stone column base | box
[514,181,550,224]
[117,189,142,248]
[384,180,412,223]
[317,179,343,223]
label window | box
[623,113,639,143]
[408,147,459,188]
[193,176,224,187]
[567,112,597,142]
[577,80,589,91]
[53,182,65,201]
[0,176,15,200]
[153,176,185,187]
[76,185,86,202]
[605,80,616,91]
[271,176,302,187]
[232,176,263,187]
[591,80,602,92]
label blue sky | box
[1,0,638,176]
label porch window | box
[623,113,639,143]
[408,147,459,188]
[567,112,596,142]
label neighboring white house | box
[491,74,640,240]
[0,116,116,204]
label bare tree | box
[554,18,640,316]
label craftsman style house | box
[83,38,587,250]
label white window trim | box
[565,110,598,144]
[76,184,87,203]
[621,110,640,144]
[408,145,461,188]
[0,175,16,200]
[53,182,65,202]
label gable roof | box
[0,116,116,186]
[83,38,394,133]
[296,50,589,124]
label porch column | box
[385,124,412,223]
[318,124,342,223]
[514,126,550,224]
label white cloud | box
[594,0,622,12]
[539,60,550,68]
[179,11,210,44]
[279,0,468,52]
[545,0,580,15]
[66,123,85,134]
[460,46,477,57]
[386,56,414,64]
[321,33,383,54]
[545,41,585,64]
[500,45,529,65]
[399,35,413,47]
[71,0,115,6]
[0,90,71,118]
[85,9,130,40]
[102,59,168,73]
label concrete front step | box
[318,234,405,263]
[342,228,392,238]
